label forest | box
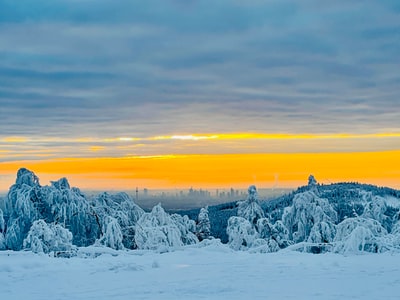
[1,168,400,256]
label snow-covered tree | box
[226,216,257,250]
[237,185,265,225]
[0,209,4,233]
[308,175,317,186]
[135,204,197,251]
[282,191,337,244]
[23,220,75,254]
[92,192,144,249]
[333,217,388,253]
[257,218,290,249]
[0,210,5,250]
[361,196,390,231]
[0,233,5,250]
[171,213,198,245]
[97,216,124,250]
[4,168,40,250]
[308,221,336,244]
[196,206,211,241]
[41,177,101,247]
[3,169,102,250]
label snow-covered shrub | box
[256,218,273,239]
[196,207,211,241]
[249,238,280,253]
[237,185,265,225]
[283,191,337,244]
[23,220,75,254]
[135,204,196,251]
[333,217,388,253]
[272,220,291,247]
[226,216,257,250]
[256,218,290,249]
[97,216,124,250]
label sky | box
[0,0,399,192]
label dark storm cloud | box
[0,0,399,141]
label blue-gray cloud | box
[0,0,399,142]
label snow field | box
[1,243,400,300]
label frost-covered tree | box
[92,192,144,249]
[0,210,5,250]
[40,177,101,246]
[23,220,75,254]
[308,221,336,244]
[0,233,5,250]
[257,218,291,249]
[237,185,265,225]
[308,175,317,186]
[0,208,4,233]
[196,206,211,241]
[333,217,388,253]
[282,191,337,244]
[4,168,41,250]
[135,204,198,251]
[3,169,102,250]
[226,216,257,250]
[97,216,124,250]
[171,213,198,245]
[361,196,390,231]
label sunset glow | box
[1,150,399,192]
[1,1,399,193]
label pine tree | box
[196,206,211,241]
[237,185,265,225]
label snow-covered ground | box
[1,242,400,300]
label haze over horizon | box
[1,1,399,191]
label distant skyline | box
[1,1,399,191]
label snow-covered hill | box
[1,168,400,255]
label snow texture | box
[1,243,400,300]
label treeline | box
[1,169,400,255]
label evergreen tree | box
[196,206,211,241]
[237,185,265,225]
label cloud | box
[0,0,399,146]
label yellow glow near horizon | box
[1,132,400,145]
[0,151,399,192]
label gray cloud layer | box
[0,0,399,140]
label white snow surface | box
[1,241,400,300]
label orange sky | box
[1,150,399,192]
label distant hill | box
[174,182,400,243]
